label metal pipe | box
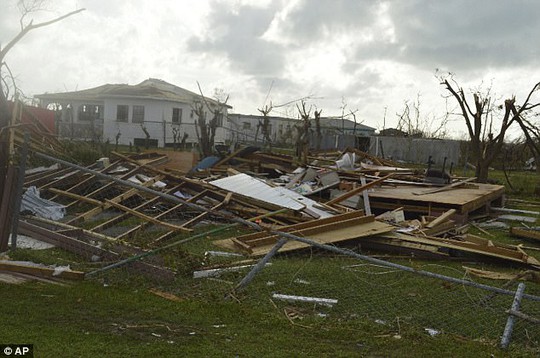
[501,283,526,348]
[234,238,287,293]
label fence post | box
[500,282,526,349]
[10,131,29,250]
[234,238,287,293]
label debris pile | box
[2,145,539,282]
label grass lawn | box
[0,280,533,357]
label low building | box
[35,78,231,148]
[226,113,375,150]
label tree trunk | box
[475,160,490,183]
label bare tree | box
[257,104,273,150]
[0,1,84,205]
[193,83,229,157]
[295,100,312,164]
[396,94,449,138]
[1,2,84,112]
[140,124,151,149]
[313,108,322,151]
[441,73,540,182]
[115,130,121,152]
[511,105,540,194]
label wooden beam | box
[67,175,164,223]
[413,177,477,196]
[18,220,175,281]
[104,199,191,232]
[326,174,393,206]
[47,187,103,206]
[510,227,540,242]
[0,261,84,280]
[425,209,457,229]
[182,193,233,228]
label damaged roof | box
[35,78,232,108]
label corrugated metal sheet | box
[209,173,333,218]
[210,173,305,211]
[21,186,66,221]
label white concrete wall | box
[102,98,228,147]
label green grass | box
[0,280,533,357]
[487,169,540,199]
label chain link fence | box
[21,152,540,353]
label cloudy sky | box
[1,0,540,138]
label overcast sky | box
[1,0,540,138]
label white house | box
[35,78,231,148]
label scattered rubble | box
[0,144,538,282]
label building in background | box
[35,78,231,148]
[227,113,375,150]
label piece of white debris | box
[424,328,440,337]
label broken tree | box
[440,74,540,183]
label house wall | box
[227,114,373,150]
[100,98,227,147]
[369,136,462,166]
[227,114,301,146]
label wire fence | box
[21,152,540,352]
[83,226,540,351]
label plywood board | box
[219,212,395,256]
[367,183,505,215]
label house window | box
[78,105,92,121]
[243,122,251,130]
[116,105,129,122]
[132,105,145,123]
[172,108,182,124]
[215,112,224,127]
[78,104,103,121]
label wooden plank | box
[0,261,85,280]
[326,174,393,206]
[114,189,214,240]
[420,220,456,236]
[248,220,394,257]
[182,193,233,228]
[47,188,104,206]
[18,220,175,281]
[368,183,505,217]
[104,200,192,232]
[63,164,141,208]
[510,227,540,242]
[241,215,377,249]
[413,177,477,195]
[67,175,164,223]
[47,159,122,201]
[387,232,540,266]
[27,216,120,244]
[0,166,17,252]
[90,182,187,232]
[234,211,367,243]
[425,209,457,228]
[228,212,394,256]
